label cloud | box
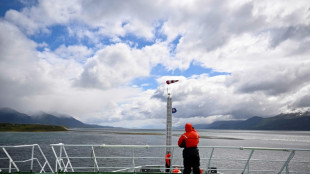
[4,9,41,35]
[295,95,310,108]
[0,20,141,123]
[152,74,281,119]
[269,25,310,48]
[227,63,310,96]
[5,0,163,41]
[0,20,49,106]
[74,42,169,89]
[54,44,93,62]
[111,73,286,128]
[1,0,310,128]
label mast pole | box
[166,92,172,154]
[165,80,178,172]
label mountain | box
[32,113,88,128]
[0,107,112,128]
[0,107,34,124]
[194,120,242,129]
[194,112,310,130]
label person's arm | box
[178,135,184,146]
[178,134,186,148]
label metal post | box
[39,161,47,173]
[37,144,54,173]
[9,159,11,173]
[62,145,74,172]
[2,147,19,172]
[132,148,136,172]
[241,149,254,174]
[170,146,175,172]
[207,147,215,172]
[92,146,99,172]
[278,150,295,174]
[30,145,34,172]
[51,145,60,172]
[59,145,64,171]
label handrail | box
[0,144,309,173]
[50,144,310,174]
[0,144,54,173]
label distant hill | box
[0,123,67,132]
[194,112,310,131]
[0,107,112,128]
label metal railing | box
[201,146,310,174]
[0,143,309,173]
[50,144,310,174]
[0,144,54,173]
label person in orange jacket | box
[178,123,200,174]
[165,152,171,172]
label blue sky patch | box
[169,35,182,54]
[30,25,71,51]
[120,20,167,49]
[153,20,167,42]
[0,0,25,17]
[119,33,154,49]
[31,25,115,52]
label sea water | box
[0,129,309,173]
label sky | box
[0,0,309,128]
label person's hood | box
[185,123,193,132]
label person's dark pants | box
[165,160,170,172]
[183,147,200,174]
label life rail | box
[1,144,309,173]
[0,144,53,173]
[50,144,310,174]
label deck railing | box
[0,144,54,173]
[50,143,310,174]
[0,143,309,173]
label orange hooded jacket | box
[178,123,200,148]
[165,153,171,166]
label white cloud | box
[162,75,282,118]
[54,44,93,62]
[4,9,41,35]
[0,20,49,103]
[0,20,139,122]
[74,42,169,89]
[39,0,82,24]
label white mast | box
[165,79,179,173]
[165,80,178,155]
[166,92,172,154]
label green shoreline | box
[0,123,68,132]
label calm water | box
[0,129,310,173]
